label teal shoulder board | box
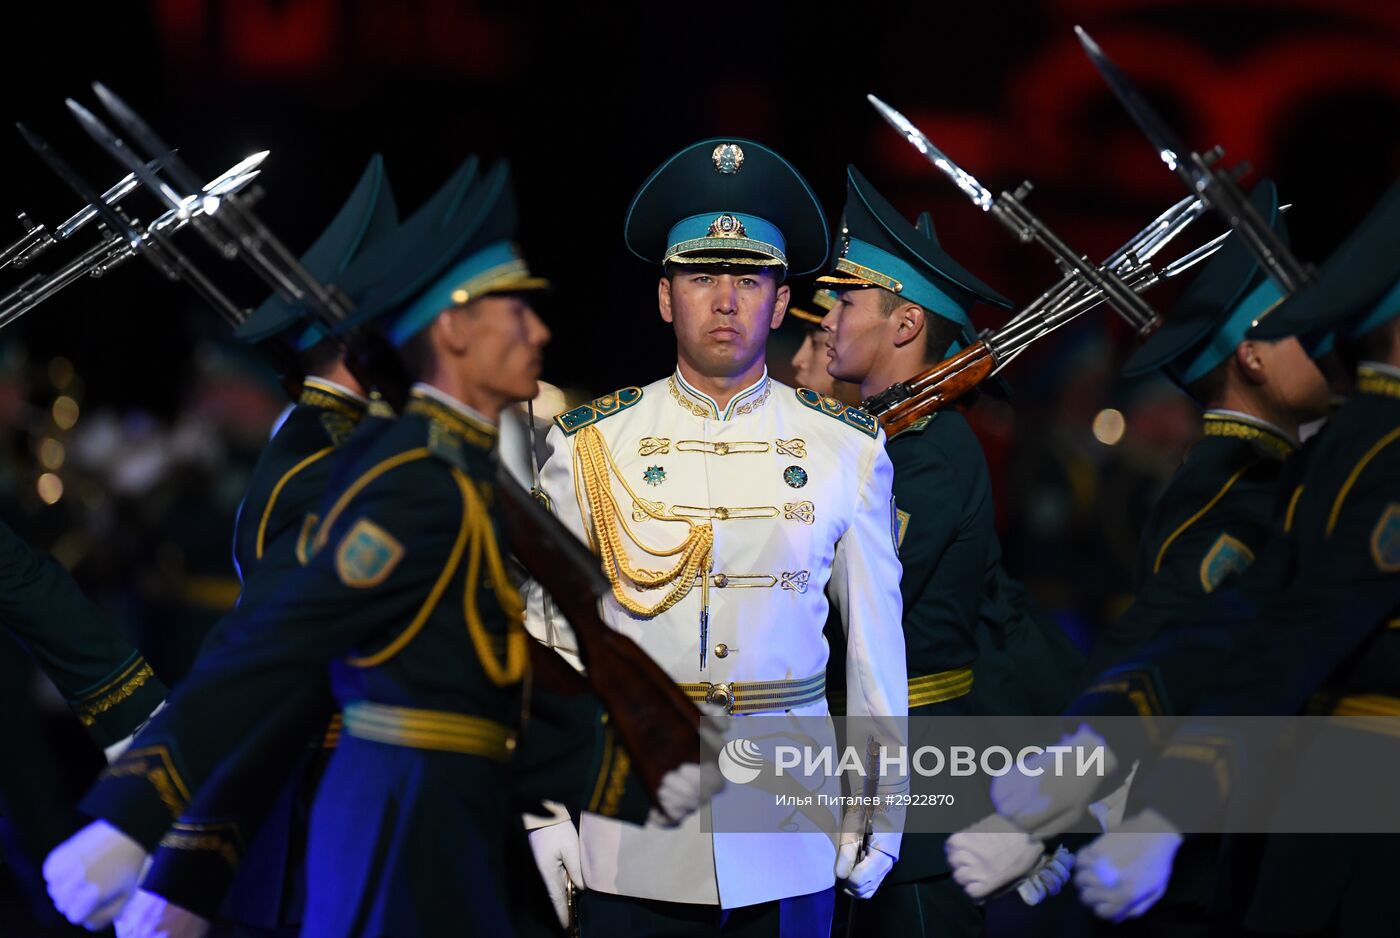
[554,386,644,436]
[794,387,879,439]
[890,414,935,440]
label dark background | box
[0,0,1397,933]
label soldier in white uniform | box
[523,138,909,935]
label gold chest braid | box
[572,424,714,620]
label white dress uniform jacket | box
[525,368,908,908]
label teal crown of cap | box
[1250,180,1400,344]
[1125,180,1300,385]
[664,212,787,268]
[387,239,543,345]
[821,166,1010,333]
[624,137,829,275]
[234,154,397,349]
[333,160,545,347]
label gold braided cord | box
[572,425,713,618]
[456,471,528,686]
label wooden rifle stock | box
[496,469,703,801]
[878,343,994,435]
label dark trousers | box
[846,874,983,938]
[579,886,834,937]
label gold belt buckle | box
[705,682,735,714]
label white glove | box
[114,889,211,938]
[43,820,150,929]
[528,819,582,929]
[1016,844,1075,906]
[1074,809,1183,922]
[945,813,1044,901]
[1087,761,1139,833]
[835,833,896,899]
[104,701,167,764]
[990,725,1118,838]
[645,760,725,828]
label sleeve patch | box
[1199,533,1255,593]
[335,518,405,588]
[892,501,911,553]
[1371,503,1400,573]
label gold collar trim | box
[300,379,368,423]
[1202,412,1296,460]
[406,390,498,452]
[668,370,772,421]
[1358,365,1400,402]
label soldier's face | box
[823,288,888,384]
[791,329,838,394]
[659,266,790,377]
[454,295,551,403]
[1256,337,1332,422]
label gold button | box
[715,442,729,455]
[713,574,729,588]
[714,644,729,658]
[714,507,729,520]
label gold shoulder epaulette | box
[554,386,643,436]
[794,387,878,439]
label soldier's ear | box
[892,304,926,349]
[770,282,791,330]
[658,276,675,324]
[1235,340,1267,385]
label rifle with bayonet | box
[0,156,164,272]
[860,95,1229,432]
[868,93,1163,336]
[864,232,1228,434]
[1074,26,1314,293]
[68,86,414,408]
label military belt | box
[1329,693,1400,717]
[342,701,515,761]
[678,672,825,715]
[827,666,976,715]
[908,667,975,708]
[319,713,343,748]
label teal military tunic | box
[81,387,646,936]
[1123,368,1400,935]
[846,409,1080,936]
[0,516,167,889]
[0,517,167,745]
[1074,411,1298,713]
[83,378,378,929]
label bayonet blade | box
[867,93,997,212]
[57,156,167,239]
[16,123,143,253]
[1074,26,1200,189]
[66,98,189,214]
[92,82,207,197]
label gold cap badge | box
[711,143,744,174]
[706,213,748,239]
